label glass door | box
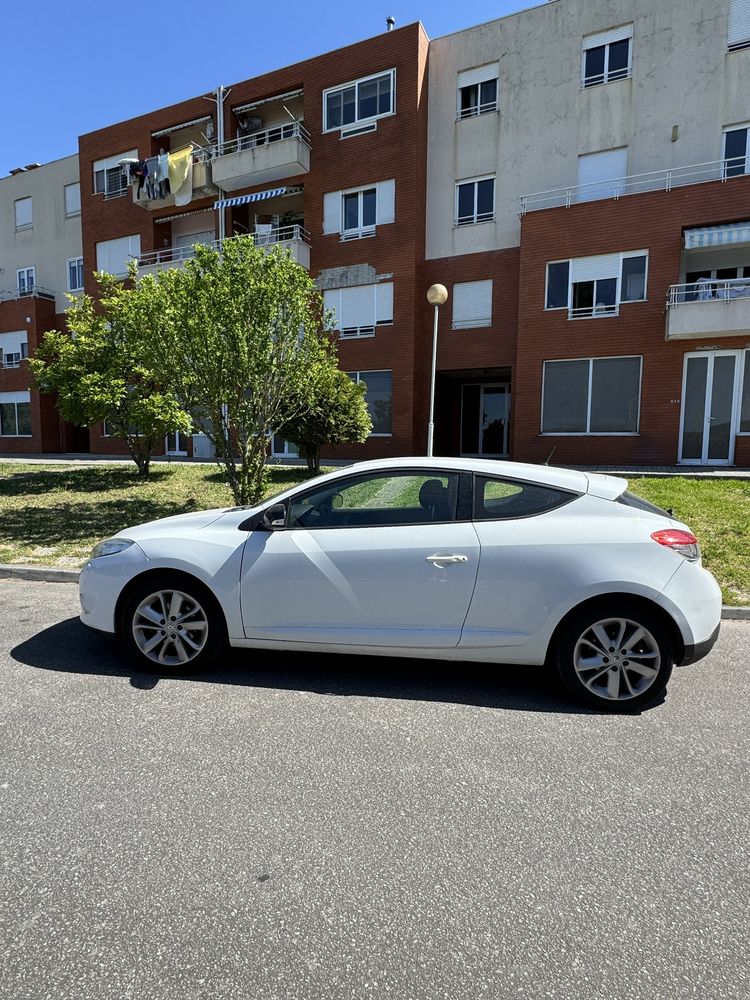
[460,383,510,457]
[166,431,187,456]
[679,352,741,465]
[272,435,299,459]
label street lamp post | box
[426,283,448,457]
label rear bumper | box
[678,621,721,666]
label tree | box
[31,272,191,477]
[277,364,372,474]
[141,238,332,504]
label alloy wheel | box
[132,589,209,667]
[573,617,661,701]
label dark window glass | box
[542,359,589,433]
[617,491,671,517]
[572,281,595,313]
[358,79,378,119]
[342,86,356,125]
[716,267,739,281]
[476,179,494,220]
[479,79,497,110]
[621,255,647,301]
[546,261,570,308]
[595,277,618,311]
[584,45,606,85]
[360,371,392,434]
[590,357,641,432]
[0,403,18,436]
[457,182,475,222]
[740,352,750,433]
[326,92,342,128]
[16,403,32,436]
[362,188,377,228]
[343,192,359,230]
[460,84,478,116]
[607,39,630,78]
[377,74,392,114]
[724,128,747,177]
[461,385,480,453]
[94,170,105,194]
[474,477,576,520]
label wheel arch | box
[114,567,229,640]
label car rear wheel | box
[121,576,226,673]
[554,603,673,711]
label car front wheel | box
[554,603,674,711]
[121,576,226,673]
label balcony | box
[666,278,750,340]
[211,123,310,192]
[520,157,748,214]
[132,150,218,210]
[0,286,56,302]
[136,226,311,275]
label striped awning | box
[213,187,288,210]
[684,221,750,249]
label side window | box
[288,471,460,529]
[474,476,576,520]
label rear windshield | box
[617,490,671,518]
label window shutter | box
[583,24,633,49]
[323,289,340,327]
[728,0,750,47]
[96,235,140,276]
[341,285,376,329]
[323,191,341,234]
[375,282,394,324]
[570,254,621,283]
[577,148,628,201]
[452,280,493,328]
[376,179,395,225]
[458,63,499,89]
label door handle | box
[426,553,469,565]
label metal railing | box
[568,304,620,320]
[1,357,26,369]
[520,157,748,213]
[667,277,750,307]
[0,286,56,302]
[456,101,498,121]
[213,122,311,158]
[136,226,310,267]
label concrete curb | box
[1,564,749,622]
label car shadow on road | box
[10,616,658,716]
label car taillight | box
[650,529,700,562]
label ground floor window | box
[741,352,750,434]
[348,370,392,435]
[0,392,32,437]
[542,356,641,434]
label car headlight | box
[90,538,135,559]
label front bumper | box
[679,621,721,666]
[79,542,150,633]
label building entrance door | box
[679,351,741,465]
[166,431,187,456]
[460,383,510,458]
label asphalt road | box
[0,580,748,1000]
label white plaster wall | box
[0,154,82,311]
[427,0,740,259]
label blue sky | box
[0,0,540,174]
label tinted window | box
[607,39,630,78]
[289,471,460,529]
[474,477,576,520]
[546,261,569,309]
[617,490,671,517]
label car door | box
[240,468,479,648]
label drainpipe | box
[216,85,227,243]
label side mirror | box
[262,503,287,531]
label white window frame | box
[14,197,32,231]
[93,150,137,198]
[325,283,393,339]
[723,122,750,177]
[455,176,495,227]
[67,257,84,292]
[324,179,395,238]
[541,356,643,436]
[64,182,81,217]
[452,280,493,329]
[581,25,633,88]
[0,392,32,438]
[456,64,499,120]
[348,369,393,437]
[17,267,35,295]
[323,69,396,133]
[544,251,648,316]
[96,235,141,278]
[341,184,377,237]
[0,332,28,369]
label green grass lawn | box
[0,462,748,605]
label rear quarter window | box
[474,476,578,520]
[616,490,671,517]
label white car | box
[79,458,721,711]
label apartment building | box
[0,155,84,453]
[426,0,750,467]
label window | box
[457,64,499,119]
[0,332,28,369]
[17,267,35,295]
[0,392,32,437]
[474,477,576,521]
[68,257,84,292]
[323,180,395,237]
[288,470,459,529]
[96,235,141,277]
[455,177,494,226]
[545,252,647,316]
[741,352,750,433]
[542,356,642,434]
[728,0,750,49]
[93,150,136,197]
[348,371,392,435]
[65,182,81,216]
[577,148,628,201]
[324,283,393,338]
[724,125,749,177]
[323,69,395,131]
[452,280,493,328]
[14,197,32,230]
[582,25,633,87]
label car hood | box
[115,507,231,541]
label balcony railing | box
[0,286,56,302]
[211,122,311,191]
[667,277,750,306]
[569,304,620,320]
[213,122,311,158]
[520,157,748,214]
[136,226,311,270]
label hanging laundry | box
[130,160,148,198]
[156,152,171,197]
[169,147,193,203]
[144,156,160,199]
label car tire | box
[120,574,227,674]
[554,602,674,712]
